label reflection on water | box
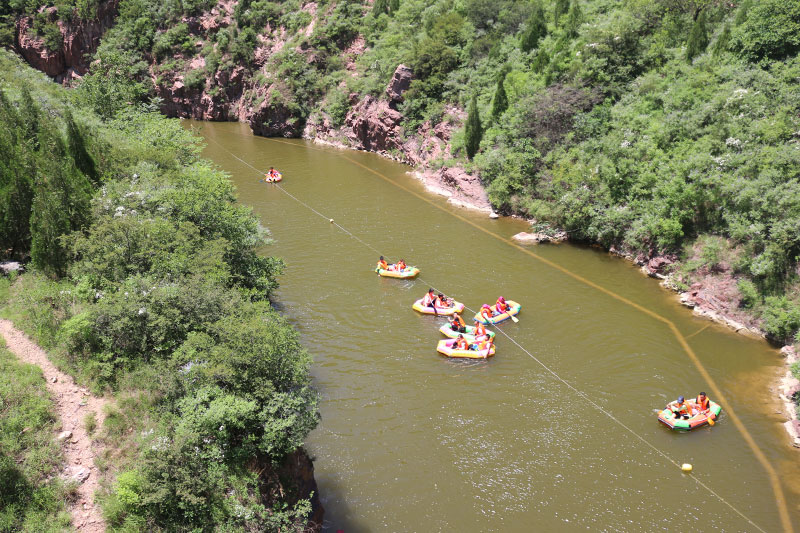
[189,120,800,532]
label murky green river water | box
[189,120,800,532]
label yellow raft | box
[474,300,521,325]
[412,299,465,316]
[437,338,495,359]
[376,266,420,279]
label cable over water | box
[203,134,787,533]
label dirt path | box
[0,319,108,532]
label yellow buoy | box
[681,463,693,473]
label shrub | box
[733,0,800,62]
[737,279,759,309]
[762,296,800,343]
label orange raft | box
[412,299,465,316]
[263,172,283,183]
[436,338,495,359]
[657,399,722,430]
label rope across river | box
[203,134,792,533]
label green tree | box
[464,94,482,160]
[65,111,99,185]
[373,0,388,15]
[686,9,708,61]
[389,0,399,16]
[712,22,730,56]
[565,0,582,37]
[554,0,569,24]
[733,0,800,62]
[520,1,547,52]
[491,71,508,120]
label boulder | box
[512,231,566,244]
[57,431,72,442]
[385,64,413,104]
[0,262,24,275]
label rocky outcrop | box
[385,63,412,105]
[259,447,324,530]
[512,230,567,244]
[779,346,800,447]
[15,0,119,83]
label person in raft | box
[422,288,436,308]
[495,296,510,315]
[450,313,467,333]
[377,256,389,271]
[265,167,280,181]
[454,334,469,351]
[480,304,493,322]
[470,336,493,355]
[472,319,488,341]
[435,293,453,308]
[670,396,692,420]
[693,392,710,414]
[395,258,407,272]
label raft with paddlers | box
[658,399,721,430]
[376,266,419,278]
[437,338,495,359]
[262,167,282,182]
[412,299,465,315]
[474,300,521,325]
[439,324,495,342]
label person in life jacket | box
[396,259,407,271]
[266,167,280,181]
[471,337,493,355]
[422,288,436,308]
[453,334,468,351]
[480,304,493,322]
[377,256,389,271]
[472,320,487,341]
[436,293,452,308]
[694,392,710,414]
[450,313,466,333]
[495,296,509,314]
[670,396,691,419]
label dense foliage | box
[0,340,72,532]
[0,51,318,530]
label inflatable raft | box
[474,300,522,325]
[263,172,283,183]
[439,324,496,342]
[376,266,419,279]
[412,299,465,316]
[657,399,721,430]
[437,338,495,359]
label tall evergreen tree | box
[521,2,547,52]
[566,0,582,37]
[464,95,482,160]
[0,95,34,256]
[686,9,708,61]
[65,111,99,185]
[554,0,570,25]
[712,22,731,56]
[491,71,508,120]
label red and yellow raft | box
[436,338,495,359]
[474,300,521,325]
[412,299,465,316]
[657,399,722,430]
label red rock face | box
[15,0,119,83]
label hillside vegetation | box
[0,50,319,530]
[6,0,795,343]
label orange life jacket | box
[422,293,434,306]
[474,323,486,337]
[496,299,508,313]
[672,401,690,415]
[454,338,468,350]
[397,261,406,270]
[377,260,388,270]
[480,307,492,320]
[695,395,710,411]
[453,315,465,328]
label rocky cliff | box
[14,0,119,83]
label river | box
[189,120,800,532]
